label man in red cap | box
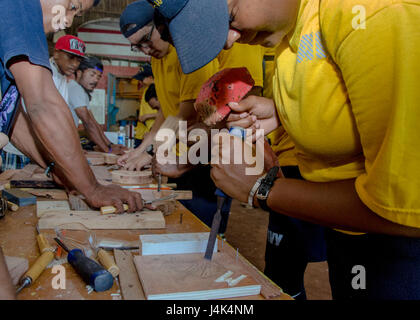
[50,35,86,105]
[0,0,146,300]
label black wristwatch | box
[146,144,155,157]
[256,166,279,211]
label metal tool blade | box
[204,196,225,260]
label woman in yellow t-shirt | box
[153,0,420,299]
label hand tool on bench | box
[100,194,177,214]
[55,223,120,276]
[8,180,61,189]
[193,68,255,261]
[54,237,113,292]
[16,226,55,294]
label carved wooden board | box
[134,252,261,300]
[86,152,106,166]
[111,170,153,185]
[38,210,165,230]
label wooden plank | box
[86,152,106,166]
[38,210,165,230]
[104,153,118,165]
[114,250,145,300]
[36,200,70,217]
[134,252,261,300]
[154,190,192,200]
[5,256,28,286]
[139,233,217,256]
[23,189,68,200]
[68,194,92,211]
[111,170,153,185]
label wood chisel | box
[194,68,254,261]
[204,127,245,260]
[16,226,55,294]
[100,194,177,214]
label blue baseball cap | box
[120,1,155,39]
[134,64,153,81]
[147,0,229,74]
[93,0,101,6]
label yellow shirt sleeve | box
[322,2,420,228]
[178,59,219,102]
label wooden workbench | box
[0,197,292,300]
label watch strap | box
[248,174,266,208]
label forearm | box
[84,119,109,153]
[11,63,99,197]
[10,107,47,168]
[265,177,420,237]
[0,248,16,300]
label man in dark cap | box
[67,56,127,155]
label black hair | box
[78,56,103,72]
[145,84,157,103]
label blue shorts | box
[326,229,420,300]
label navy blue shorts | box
[264,166,326,299]
[326,229,420,300]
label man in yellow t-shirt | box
[133,65,158,148]
[119,1,232,234]
[152,0,420,299]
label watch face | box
[146,144,154,156]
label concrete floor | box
[224,199,332,300]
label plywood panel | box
[134,252,261,300]
[38,210,165,230]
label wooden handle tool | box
[97,249,120,277]
[16,233,55,293]
[100,204,129,215]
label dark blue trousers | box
[264,166,327,300]
[326,229,420,300]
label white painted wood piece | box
[139,233,217,256]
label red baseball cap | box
[55,35,86,58]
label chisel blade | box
[204,196,225,260]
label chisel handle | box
[97,249,120,277]
[67,249,113,292]
[100,204,129,215]
[24,251,55,283]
